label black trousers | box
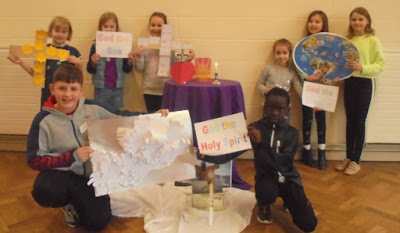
[255,174,317,232]
[302,105,326,145]
[344,77,374,163]
[32,170,111,231]
[144,94,163,113]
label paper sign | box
[96,31,132,58]
[194,113,251,156]
[302,81,339,112]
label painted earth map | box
[294,32,360,80]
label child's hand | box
[128,52,135,65]
[195,148,205,160]
[188,49,195,61]
[313,106,323,111]
[134,46,143,58]
[90,53,101,67]
[247,126,261,143]
[7,54,22,64]
[76,146,93,162]
[156,109,169,117]
[305,72,322,82]
[320,77,330,85]
[347,61,363,71]
[332,77,343,86]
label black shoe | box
[302,148,315,167]
[318,149,327,170]
[257,205,272,224]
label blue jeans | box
[94,86,124,110]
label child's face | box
[101,19,117,32]
[149,16,165,37]
[264,95,289,124]
[350,12,369,35]
[274,45,290,67]
[50,81,83,114]
[308,14,324,34]
[50,27,69,46]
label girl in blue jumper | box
[87,12,134,110]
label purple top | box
[105,58,117,88]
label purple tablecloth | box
[162,79,252,190]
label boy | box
[247,87,317,232]
[26,64,167,231]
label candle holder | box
[212,72,221,85]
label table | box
[162,79,252,190]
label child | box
[134,12,195,112]
[257,38,302,99]
[27,64,168,230]
[87,12,134,111]
[8,16,82,107]
[298,10,331,170]
[335,7,385,175]
[247,87,317,232]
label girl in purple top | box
[87,12,134,110]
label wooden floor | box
[1,151,400,233]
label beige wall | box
[1,0,399,146]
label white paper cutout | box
[88,110,195,196]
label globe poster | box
[293,32,360,80]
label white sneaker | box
[61,203,80,227]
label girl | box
[257,38,302,104]
[298,10,331,170]
[335,7,385,175]
[134,12,195,112]
[8,16,82,107]
[87,12,134,110]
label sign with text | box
[302,81,339,112]
[96,31,132,58]
[194,113,251,156]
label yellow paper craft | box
[33,74,45,86]
[36,30,47,40]
[33,61,45,73]
[22,44,33,55]
[36,52,46,62]
[46,46,57,57]
[57,49,68,60]
[34,40,45,51]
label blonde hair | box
[98,12,119,32]
[48,16,73,40]
[347,7,375,38]
[272,38,294,68]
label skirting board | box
[1,134,400,161]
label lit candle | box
[209,182,214,225]
[214,62,218,74]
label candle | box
[209,182,214,225]
[214,62,218,74]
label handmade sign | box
[194,113,251,156]
[195,58,212,82]
[87,110,196,196]
[137,24,193,77]
[302,81,339,112]
[294,32,360,80]
[9,29,70,86]
[95,31,132,58]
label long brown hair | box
[306,10,329,36]
[272,38,294,68]
[347,7,375,38]
[98,12,120,32]
[149,12,167,25]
